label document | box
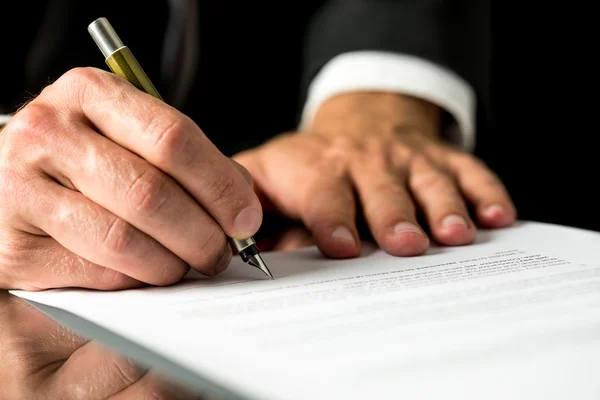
[11,221,600,400]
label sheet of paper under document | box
[11,221,600,400]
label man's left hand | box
[234,92,516,258]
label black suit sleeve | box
[300,0,493,130]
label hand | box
[234,92,516,258]
[0,291,206,399]
[0,67,262,290]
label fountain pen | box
[87,17,273,280]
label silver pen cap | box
[230,237,273,279]
[87,17,124,58]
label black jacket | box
[0,0,491,155]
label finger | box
[44,67,262,239]
[350,149,429,256]
[301,170,360,258]
[40,120,230,276]
[408,155,476,245]
[110,369,202,400]
[22,177,189,286]
[448,154,517,228]
[1,233,144,291]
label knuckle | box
[357,136,396,167]
[62,66,101,82]
[149,114,191,168]
[368,144,394,170]
[329,136,356,153]
[322,137,352,161]
[126,169,168,216]
[395,144,420,164]
[58,67,104,103]
[60,66,105,89]
[102,217,136,254]
[364,181,414,214]
[411,169,453,193]
[205,172,242,209]
[4,102,55,146]
[320,137,360,175]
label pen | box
[87,17,274,280]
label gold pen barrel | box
[87,17,162,100]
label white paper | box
[11,221,600,400]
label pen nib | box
[247,254,274,280]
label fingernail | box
[234,207,262,237]
[331,226,355,244]
[441,214,468,228]
[214,246,232,275]
[393,222,425,237]
[483,204,504,219]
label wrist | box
[309,91,442,139]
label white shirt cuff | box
[299,51,476,151]
[0,114,11,126]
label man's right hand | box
[0,67,263,290]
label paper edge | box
[24,299,253,400]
